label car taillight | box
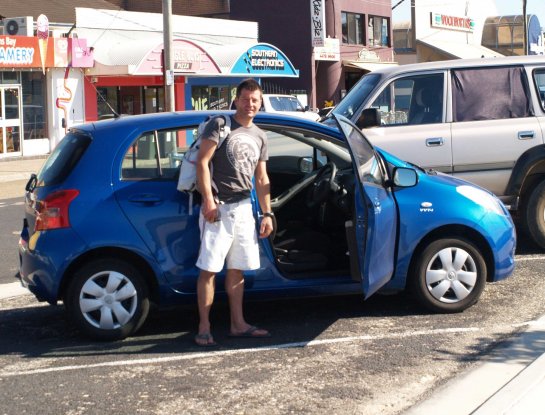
[35,189,79,231]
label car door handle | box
[128,194,163,205]
[426,137,444,147]
[518,131,535,140]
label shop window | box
[122,127,194,180]
[97,87,119,120]
[22,72,47,140]
[342,12,364,45]
[192,85,235,110]
[368,16,390,47]
[452,66,532,122]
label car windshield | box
[332,73,381,118]
[269,96,301,111]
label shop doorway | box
[0,85,22,156]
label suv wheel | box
[410,238,486,313]
[523,179,545,249]
[65,259,150,340]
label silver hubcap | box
[425,247,477,304]
[79,271,138,330]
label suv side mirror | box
[356,108,381,129]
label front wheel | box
[522,179,545,249]
[65,258,150,340]
[409,238,486,313]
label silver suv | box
[330,56,545,249]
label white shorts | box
[196,198,260,273]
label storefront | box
[0,33,93,158]
[77,9,300,142]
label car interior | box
[261,125,358,280]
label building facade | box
[229,0,395,109]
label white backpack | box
[177,115,231,210]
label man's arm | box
[197,139,219,223]
[255,160,273,239]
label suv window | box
[37,131,91,186]
[534,69,545,110]
[452,66,532,121]
[369,74,444,126]
[122,128,191,180]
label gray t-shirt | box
[202,116,268,203]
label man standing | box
[195,78,274,347]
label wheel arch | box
[407,225,495,283]
[58,247,161,304]
[506,144,545,208]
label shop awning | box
[75,8,299,78]
[342,60,398,72]
[417,38,502,59]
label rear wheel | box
[65,258,150,340]
[522,179,545,249]
[410,238,486,313]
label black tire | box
[409,238,486,313]
[522,179,545,250]
[65,258,150,341]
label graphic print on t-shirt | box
[227,133,260,176]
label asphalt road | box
[2,180,545,414]
[1,240,545,414]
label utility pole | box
[162,0,175,111]
[523,0,528,55]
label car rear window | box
[37,131,91,186]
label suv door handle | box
[426,137,444,147]
[518,131,535,140]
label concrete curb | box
[0,282,31,300]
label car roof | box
[72,110,343,139]
[369,55,544,77]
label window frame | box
[368,15,390,47]
[341,11,365,45]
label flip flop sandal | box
[228,325,271,338]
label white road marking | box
[0,327,484,377]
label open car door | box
[334,115,397,298]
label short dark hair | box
[236,78,263,98]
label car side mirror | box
[356,108,381,129]
[391,167,418,188]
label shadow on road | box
[0,292,430,358]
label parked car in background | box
[18,111,515,340]
[327,55,545,249]
[261,93,320,121]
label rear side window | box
[452,66,533,122]
[121,127,194,180]
[37,131,91,186]
[534,69,545,110]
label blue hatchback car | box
[18,112,516,340]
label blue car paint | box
[18,111,516,311]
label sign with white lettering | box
[431,12,474,32]
[230,43,299,77]
[311,0,326,47]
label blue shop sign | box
[230,43,299,77]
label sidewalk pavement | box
[0,156,46,199]
[1,155,545,414]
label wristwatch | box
[263,212,275,218]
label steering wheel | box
[306,162,339,208]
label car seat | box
[410,87,442,124]
[269,220,330,274]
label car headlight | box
[456,185,507,216]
